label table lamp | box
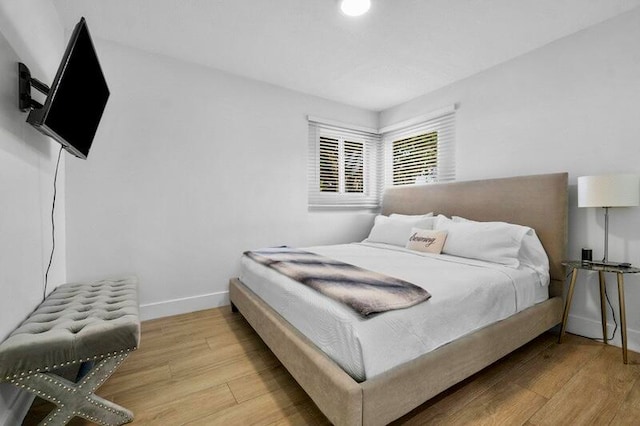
[578,174,639,263]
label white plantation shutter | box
[308,118,381,209]
[383,107,456,186]
[343,140,364,193]
[319,136,339,192]
[392,132,438,185]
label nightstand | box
[559,260,640,363]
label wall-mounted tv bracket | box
[18,62,50,112]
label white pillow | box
[435,216,528,267]
[406,228,448,254]
[365,215,436,247]
[449,216,550,283]
[518,231,550,285]
[435,214,453,228]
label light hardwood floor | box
[24,307,640,425]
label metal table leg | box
[598,271,607,344]
[617,273,628,364]
[559,267,579,343]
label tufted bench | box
[0,277,140,426]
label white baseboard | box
[0,385,35,426]
[567,313,640,353]
[139,290,230,321]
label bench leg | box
[11,353,133,426]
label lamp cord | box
[563,269,618,342]
[43,146,63,301]
[603,285,618,341]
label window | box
[308,119,381,209]
[308,106,455,209]
[392,131,438,185]
[343,140,364,193]
[383,107,456,187]
[318,137,364,193]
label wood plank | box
[140,317,165,333]
[513,333,603,398]
[130,383,237,425]
[98,364,171,397]
[110,355,277,413]
[168,343,274,378]
[116,338,210,375]
[184,380,310,425]
[227,365,293,403]
[609,401,640,426]
[608,374,640,425]
[207,328,268,352]
[623,374,640,409]
[392,333,555,425]
[528,346,640,425]
[438,381,547,426]
[268,401,332,426]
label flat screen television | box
[26,17,109,159]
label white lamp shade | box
[578,174,640,208]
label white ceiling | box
[51,0,640,111]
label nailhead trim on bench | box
[1,278,139,426]
[3,347,137,381]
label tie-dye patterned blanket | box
[244,247,431,317]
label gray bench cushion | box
[0,277,140,381]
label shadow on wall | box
[0,0,65,163]
[0,58,53,164]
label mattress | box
[239,242,548,381]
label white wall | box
[0,1,66,422]
[381,9,640,352]
[65,40,378,320]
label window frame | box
[382,106,456,188]
[308,119,381,210]
[318,135,366,195]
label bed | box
[229,172,568,426]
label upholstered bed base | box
[230,278,562,426]
[230,173,568,425]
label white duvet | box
[239,242,548,381]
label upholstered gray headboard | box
[381,173,568,297]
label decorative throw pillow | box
[405,228,448,254]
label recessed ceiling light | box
[340,0,371,17]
